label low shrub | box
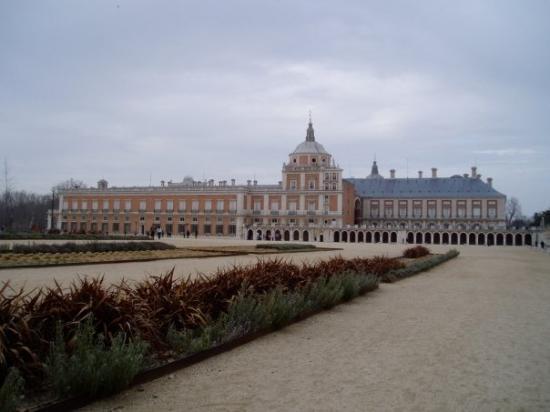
[383,249,460,282]
[46,320,147,398]
[4,241,175,255]
[403,246,430,258]
[0,368,24,412]
[256,243,316,251]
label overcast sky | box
[1,0,549,215]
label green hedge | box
[382,250,460,282]
[2,241,176,254]
[256,243,317,251]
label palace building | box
[51,120,538,247]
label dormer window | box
[293,158,297,163]
[311,158,316,163]
[322,158,326,163]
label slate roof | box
[345,176,505,199]
[291,140,329,155]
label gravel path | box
[79,245,550,411]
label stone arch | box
[469,233,476,245]
[515,233,523,246]
[382,232,389,243]
[460,233,467,245]
[478,233,485,245]
[525,234,532,246]
[358,232,364,242]
[451,233,458,245]
[390,232,397,243]
[415,232,423,244]
[266,230,272,241]
[303,230,309,242]
[434,232,441,244]
[350,231,356,243]
[247,229,254,240]
[374,232,381,243]
[425,232,432,244]
[407,232,414,244]
[333,231,340,242]
[487,233,494,246]
[496,233,504,246]
[256,229,263,240]
[366,232,372,243]
[506,233,513,246]
[442,232,449,244]
[284,230,290,241]
[274,230,281,241]
[293,230,300,241]
[342,231,348,242]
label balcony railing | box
[288,210,297,215]
[154,209,162,213]
[216,209,225,214]
[253,210,262,215]
[270,210,279,216]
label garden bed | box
[1,250,459,412]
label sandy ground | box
[72,243,550,411]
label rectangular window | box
[308,201,316,211]
[398,200,407,218]
[102,199,109,210]
[204,200,212,212]
[370,201,379,218]
[413,201,422,218]
[271,201,279,211]
[62,200,69,210]
[92,200,99,211]
[166,200,174,211]
[139,200,146,211]
[427,200,436,218]
[288,201,297,211]
[192,200,199,212]
[472,200,481,218]
[290,180,297,190]
[82,200,88,210]
[154,200,161,211]
[487,201,497,218]
[203,224,211,234]
[113,199,120,210]
[124,223,131,234]
[384,201,393,218]
[216,224,224,235]
[216,200,224,211]
[125,200,131,211]
[308,180,316,190]
[457,201,466,218]
[178,200,186,212]
[442,200,451,218]
[71,200,78,210]
[253,201,261,211]
[229,200,237,211]
[112,223,120,232]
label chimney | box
[161,180,165,187]
[278,181,282,186]
[390,169,395,179]
[253,180,258,186]
[463,174,469,178]
[247,180,251,186]
[471,166,477,178]
[231,179,235,186]
[418,170,423,179]
[208,179,214,187]
[487,177,493,187]
[431,168,437,178]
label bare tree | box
[53,178,87,191]
[506,197,522,228]
[1,159,14,231]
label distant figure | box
[156,227,162,239]
[186,230,190,238]
[194,230,198,239]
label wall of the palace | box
[357,196,506,230]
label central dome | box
[290,119,329,155]
[292,140,329,154]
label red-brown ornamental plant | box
[403,246,430,259]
